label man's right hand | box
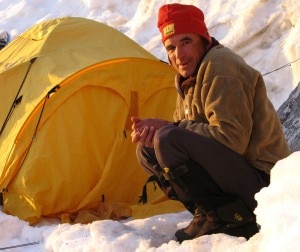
[130,116,170,147]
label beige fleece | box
[173,44,290,174]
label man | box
[0,31,9,50]
[131,3,290,242]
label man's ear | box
[200,36,210,50]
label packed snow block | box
[277,82,300,152]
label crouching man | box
[131,3,290,242]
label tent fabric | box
[0,17,185,224]
[0,16,156,182]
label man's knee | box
[136,142,143,159]
[154,124,179,149]
[136,143,153,164]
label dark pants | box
[136,124,269,212]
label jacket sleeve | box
[177,75,254,155]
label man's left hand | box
[130,117,170,147]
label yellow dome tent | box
[0,17,184,224]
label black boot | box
[175,207,207,243]
[196,199,259,239]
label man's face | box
[164,33,207,78]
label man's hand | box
[130,116,170,147]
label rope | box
[0,241,39,250]
[262,58,300,76]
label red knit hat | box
[157,3,211,44]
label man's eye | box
[182,40,190,46]
[166,46,175,52]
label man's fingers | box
[131,116,141,130]
[130,124,156,147]
[138,126,149,143]
[130,130,140,143]
[131,116,140,123]
[144,126,155,147]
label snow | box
[0,0,300,251]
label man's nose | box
[174,46,186,60]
